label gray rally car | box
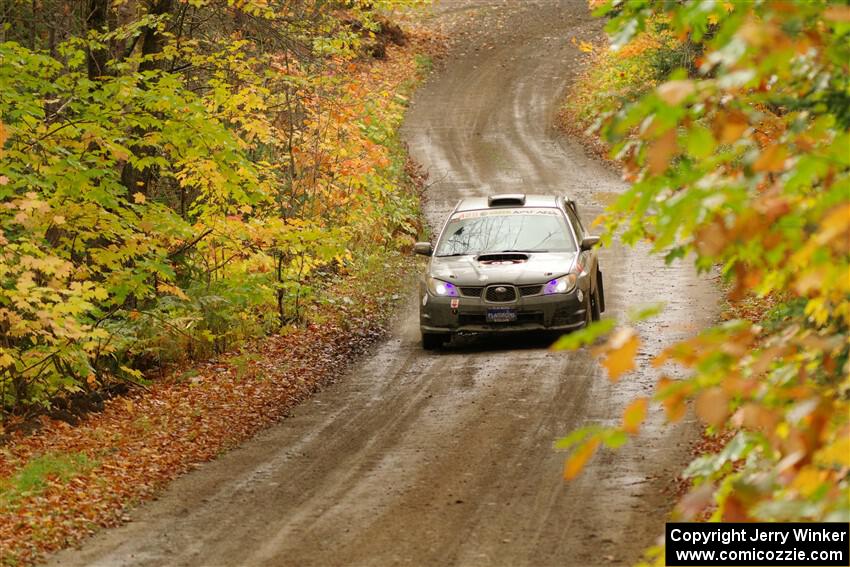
[414,194,604,349]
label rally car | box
[414,194,604,349]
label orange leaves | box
[157,282,189,301]
[654,324,759,372]
[676,483,715,520]
[815,203,850,249]
[570,36,594,53]
[617,29,671,58]
[657,376,692,423]
[622,397,648,434]
[571,0,850,534]
[732,403,779,433]
[695,388,729,428]
[789,466,829,499]
[752,143,788,172]
[647,129,678,175]
[563,437,600,480]
[657,80,695,106]
[694,218,730,257]
[816,435,850,468]
[823,5,850,22]
[721,494,754,522]
[713,109,749,144]
[0,121,7,157]
[595,327,640,381]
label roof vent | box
[487,194,526,207]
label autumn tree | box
[556,0,850,554]
[0,0,424,418]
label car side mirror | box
[580,236,600,251]
[414,242,433,256]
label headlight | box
[427,277,459,297]
[543,273,577,295]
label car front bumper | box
[419,287,587,334]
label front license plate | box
[486,307,517,323]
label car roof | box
[454,194,561,213]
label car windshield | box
[435,208,576,256]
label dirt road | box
[46,2,717,566]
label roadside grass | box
[560,21,676,157]
[0,231,423,567]
[0,452,96,509]
[414,53,434,74]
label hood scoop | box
[475,252,529,265]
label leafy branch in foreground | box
[555,0,849,557]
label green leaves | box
[550,318,615,350]
[0,1,424,419]
[685,125,715,160]
[559,0,850,537]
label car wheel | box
[422,332,448,350]
[582,293,593,329]
[596,270,605,313]
[590,287,602,322]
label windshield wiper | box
[435,252,469,257]
[498,249,547,253]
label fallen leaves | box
[0,229,420,565]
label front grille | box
[519,285,543,297]
[460,287,483,297]
[462,286,538,298]
[484,285,517,303]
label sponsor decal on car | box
[447,207,562,222]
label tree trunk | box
[85,0,110,80]
[120,0,175,200]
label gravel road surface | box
[46,2,717,566]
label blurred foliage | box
[563,19,677,132]
[556,0,850,552]
[0,0,428,420]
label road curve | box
[46,2,717,566]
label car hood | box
[428,252,578,286]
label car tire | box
[422,332,448,350]
[590,286,602,322]
[582,293,593,329]
[596,270,605,313]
